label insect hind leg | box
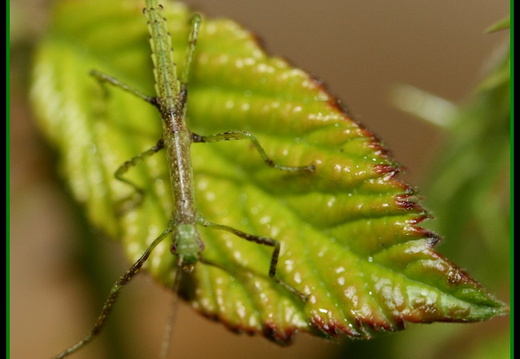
[90,70,157,105]
[89,69,166,213]
[179,13,202,85]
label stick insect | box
[54,0,314,358]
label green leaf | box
[30,0,507,344]
[484,17,510,34]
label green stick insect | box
[54,0,314,358]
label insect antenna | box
[158,261,185,359]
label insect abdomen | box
[144,0,180,109]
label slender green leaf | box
[30,0,507,344]
[484,17,510,34]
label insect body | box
[54,1,313,358]
[145,2,204,272]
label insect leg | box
[179,13,202,85]
[193,131,315,173]
[197,217,308,302]
[89,70,164,210]
[198,216,280,276]
[110,139,164,214]
[113,139,165,212]
[53,223,173,359]
[90,69,157,105]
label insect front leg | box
[197,216,308,302]
[192,130,315,173]
[53,224,173,359]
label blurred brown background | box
[10,1,509,358]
